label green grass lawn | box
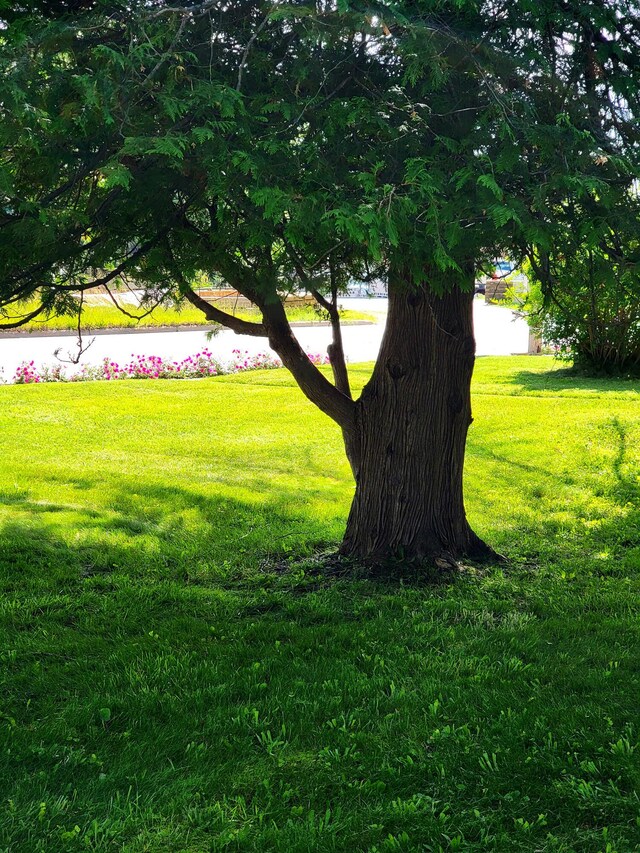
[1,356,639,852]
[1,300,373,333]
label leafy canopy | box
[1,0,639,325]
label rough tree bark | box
[339,269,493,565]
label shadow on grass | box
[598,419,640,565]
[0,478,503,596]
[609,417,639,500]
[469,444,577,487]
[0,475,342,595]
[512,368,640,395]
[2,417,638,594]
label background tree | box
[523,193,640,375]
[501,0,640,376]
[1,0,639,567]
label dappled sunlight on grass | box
[1,357,639,851]
[465,358,640,577]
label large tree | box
[1,0,639,567]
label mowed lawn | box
[0,356,639,852]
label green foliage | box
[0,357,639,851]
[523,197,640,375]
[2,0,639,316]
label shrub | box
[523,201,640,376]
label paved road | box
[0,298,530,381]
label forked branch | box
[259,298,356,431]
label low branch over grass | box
[259,297,356,432]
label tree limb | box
[141,13,189,87]
[236,7,274,92]
[326,260,352,398]
[258,297,356,431]
[282,235,353,399]
[182,287,267,336]
[146,1,219,19]
[0,301,48,330]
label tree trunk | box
[340,272,493,565]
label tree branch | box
[326,261,352,398]
[168,235,354,427]
[310,288,332,312]
[102,283,165,321]
[236,7,274,92]
[309,286,351,398]
[259,297,356,431]
[0,301,48,330]
[182,287,267,336]
[146,1,218,19]
[282,235,353,399]
[141,13,189,88]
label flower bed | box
[8,349,330,384]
